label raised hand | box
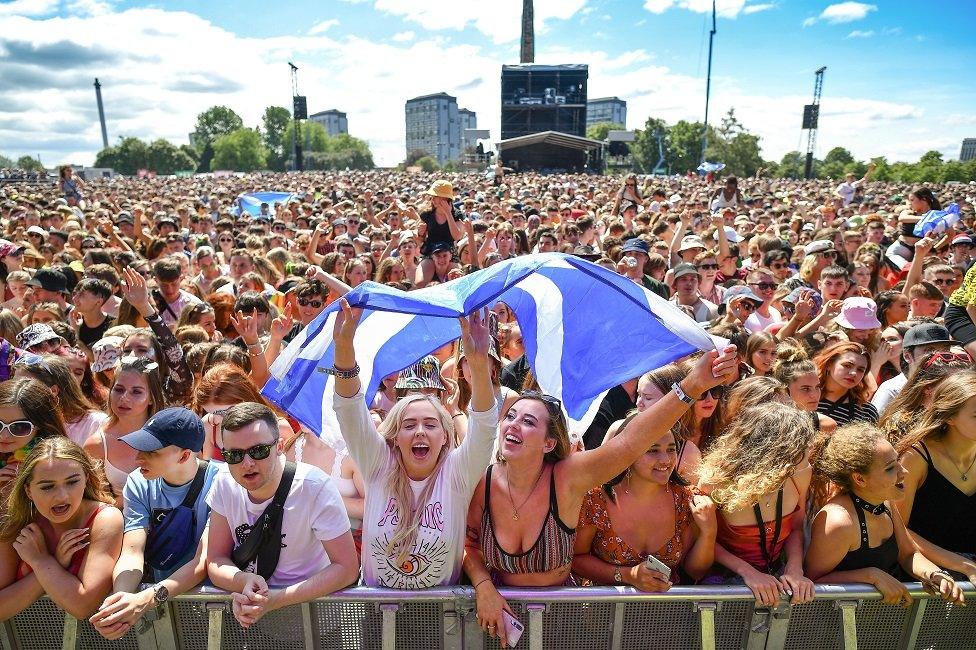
[229,311,260,347]
[333,298,364,349]
[270,303,295,340]
[683,346,738,397]
[121,267,153,316]
[459,308,491,360]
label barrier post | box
[764,597,793,649]
[693,601,718,650]
[0,620,16,650]
[136,603,177,650]
[834,600,859,650]
[608,602,625,650]
[205,602,225,650]
[897,597,927,650]
[525,603,547,650]
[61,613,78,650]
[379,603,399,650]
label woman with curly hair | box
[814,341,878,425]
[699,402,816,607]
[805,423,964,607]
[893,371,976,584]
[773,340,838,436]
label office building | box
[587,97,627,128]
[459,108,478,153]
[500,64,588,140]
[404,93,464,166]
[309,109,348,136]
[961,138,976,162]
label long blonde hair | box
[896,370,976,454]
[378,394,456,565]
[699,402,814,512]
[0,437,114,542]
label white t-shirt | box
[333,392,498,589]
[871,373,907,414]
[66,411,109,446]
[159,290,202,328]
[744,307,782,333]
[836,180,861,207]
[206,461,350,587]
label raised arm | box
[560,347,737,498]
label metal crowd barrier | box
[2,582,974,650]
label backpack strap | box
[179,460,209,509]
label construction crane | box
[803,66,826,179]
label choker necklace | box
[851,494,886,516]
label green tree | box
[261,106,291,171]
[211,128,267,172]
[146,139,196,175]
[774,151,805,178]
[630,117,668,173]
[0,153,13,167]
[192,106,244,172]
[405,149,431,166]
[819,146,855,179]
[667,120,709,174]
[15,155,45,172]
[93,137,149,175]
[414,156,439,172]
[179,144,199,168]
[703,109,763,177]
[322,134,374,170]
[586,121,624,142]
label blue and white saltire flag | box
[913,203,961,238]
[697,161,726,174]
[234,191,296,217]
[262,253,716,448]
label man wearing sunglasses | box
[872,322,961,413]
[92,408,218,640]
[744,269,782,333]
[206,403,358,629]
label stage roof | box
[497,131,603,152]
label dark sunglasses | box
[931,279,954,286]
[0,420,35,437]
[298,298,323,308]
[923,351,972,370]
[702,385,726,400]
[221,441,276,465]
[819,251,838,259]
[218,237,234,243]
[770,262,789,270]
[347,220,360,225]
[749,282,777,291]
[273,225,286,232]
[698,263,719,271]
[739,301,757,312]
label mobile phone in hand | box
[645,554,672,581]
[502,610,524,646]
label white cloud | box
[642,0,753,19]
[391,30,415,42]
[743,3,775,15]
[367,0,586,44]
[0,0,58,16]
[846,29,874,38]
[0,4,966,168]
[643,0,673,13]
[308,19,339,35]
[805,2,876,26]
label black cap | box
[903,323,953,349]
[27,268,67,293]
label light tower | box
[803,67,826,179]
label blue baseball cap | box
[120,407,205,453]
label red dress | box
[16,504,108,579]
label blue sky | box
[1,0,974,167]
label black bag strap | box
[151,289,178,320]
[179,460,209,509]
[232,461,297,580]
[753,488,784,574]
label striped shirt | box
[817,395,879,426]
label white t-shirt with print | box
[333,392,498,589]
[206,461,350,587]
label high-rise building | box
[459,109,478,153]
[404,93,462,166]
[587,97,627,128]
[961,138,976,162]
[309,109,348,136]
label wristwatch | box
[671,382,697,405]
[613,568,623,585]
[152,583,170,606]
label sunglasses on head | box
[220,441,277,465]
[923,351,972,370]
[298,298,323,308]
[520,390,563,412]
[0,420,34,438]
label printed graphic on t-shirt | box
[372,497,449,589]
[234,521,287,574]
[150,508,171,527]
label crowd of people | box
[0,167,975,646]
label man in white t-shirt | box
[206,403,358,629]
[835,163,875,207]
[152,256,201,328]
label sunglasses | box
[218,237,234,243]
[520,390,563,412]
[220,441,277,465]
[923,351,972,370]
[738,301,757,313]
[298,298,323,308]
[702,385,726,400]
[347,220,360,225]
[14,353,52,372]
[770,262,789,270]
[698,263,719,271]
[819,251,838,259]
[0,420,35,438]
[931,279,954,286]
[273,225,286,232]
[749,282,777,291]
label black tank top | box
[907,442,976,556]
[833,496,900,576]
[419,209,459,256]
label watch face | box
[154,585,170,603]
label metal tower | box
[94,78,109,149]
[803,66,826,179]
[700,0,716,163]
[520,0,534,63]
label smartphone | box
[502,611,524,646]
[645,554,672,581]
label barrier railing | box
[3,582,974,650]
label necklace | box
[851,493,887,516]
[941,445,976,482]
[504,464,546,521]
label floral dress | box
[577,484,693,584]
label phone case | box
[503,610,525,646]
[644,554,672,580]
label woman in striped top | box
[463,347,738,648]
[814,342,879,426]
